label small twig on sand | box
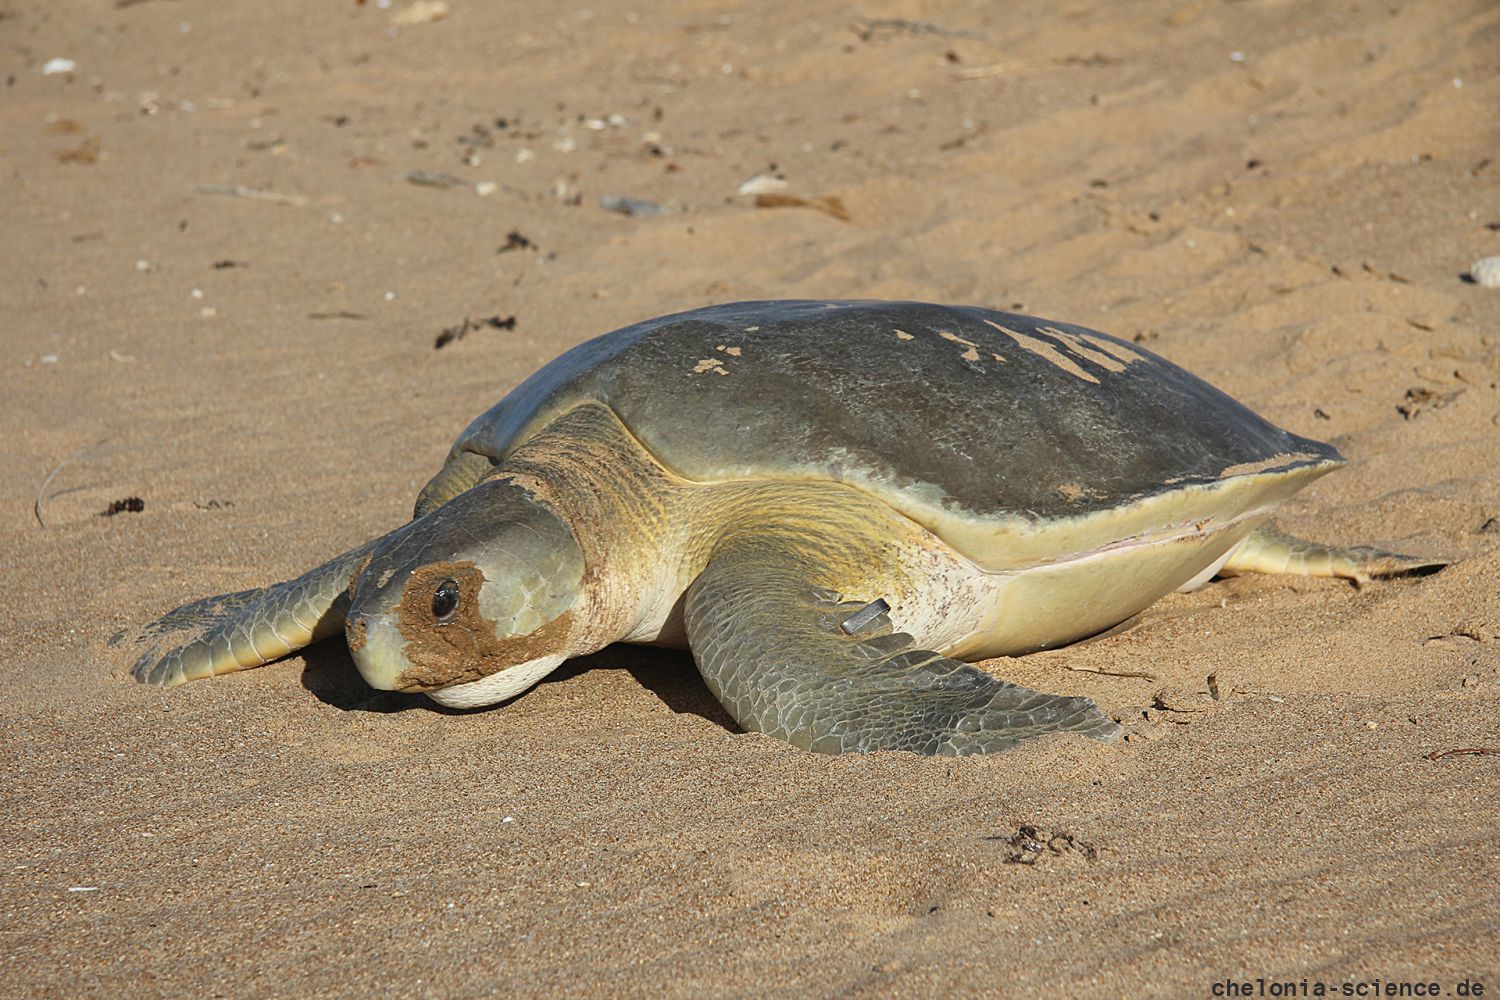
[955,54,1115,81]
[1064,665,1159,681]
[853,18,986,41]
[34,439,111,528]
[1426,747,1500,761]
[404,170,473,190]
[953,61,1032,80]
[194,184,308,207]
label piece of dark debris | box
[852,18,985,41]
[405,170,471,190]
[986,825,1099,865]
[1056,52,1119,67]
[57,137,102,165]
[193,499,234,510]
[1397,386,1463,420]
[498,230,535,253]
[435,314,517,349]
[101,497,145,516]
[1362,261,1411,284]
[212,259,249,269]
[457,123,495,149]
[1426,747,1500,761]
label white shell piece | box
[1470,256,1500,288]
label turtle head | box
[345,478,586,708]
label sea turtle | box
[119,300,1445,755]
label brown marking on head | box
[348,551,374,597]
[389,560,577,691]
[346,615,368,654]
[344,551,377,654]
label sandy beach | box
[2,0,1497,995]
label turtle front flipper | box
[682,544,1122,756]
[1221,522,1448,587]
[117,539,380,687]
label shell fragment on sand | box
[600,195,670,216]
[1470,256,1500,288]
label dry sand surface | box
[3,0,1499,996]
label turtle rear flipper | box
[118,540,378,687]
[683,539,1122,756]
[1222,522,1449,587]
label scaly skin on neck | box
[489,403,946,656]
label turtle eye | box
[431,578,460,623]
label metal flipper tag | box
[840,598,891,635]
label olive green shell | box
[445,300,1340,562]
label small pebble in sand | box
[738,174,788,197]
[42,58,76,76]
[391,1,448,27]
[1469,255,1500,287]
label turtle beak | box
[345,611,412,691]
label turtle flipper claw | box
[129,589,264,642]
